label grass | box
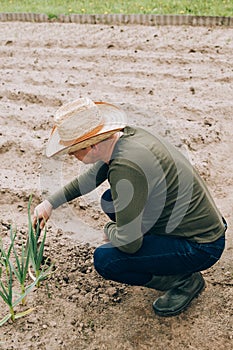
[0,0,232,17]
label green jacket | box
[48,126,225,254]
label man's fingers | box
[33,215,46,229]
[39,218,46,230]
[32,200,53,229]
[33,215,38,229]
[33,212,43,229]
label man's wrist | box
[45,199,54,210]
[104,221,115,238]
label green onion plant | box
[0,228,16,276]
[27,197,53,287]
[0,239,40,326]
[0,196,53,326]
[10,228,30,305]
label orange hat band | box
[59,124,104,147]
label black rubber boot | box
[144,273,190,291]
[152,272,205,317]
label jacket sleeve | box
[104,160,148,254]
[48,161,109,208]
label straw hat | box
[46,97,127,157]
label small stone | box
[190,87,195,94]
[70,319,76,326]
[224,271,231,277]
[106,287,118,296]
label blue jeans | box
[94,190,226,285]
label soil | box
[0,21,233,350]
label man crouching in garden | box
[33,97,227,317]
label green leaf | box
[0,242,8,265]
[12,275,41,307]
[36,230,46,271]
[10,260,20,282]
[11,238,30,287]
[15,308,34,319]
[0,287,9,305]
[22,244,30,281]
[0,275,12,306]
[0,313,11,327]
[8,226,17,259]
[8,266,13,304]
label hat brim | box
[46,102,126,158]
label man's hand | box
[33,200,53,230]
[102,232,110,243]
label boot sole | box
[153,277,205,317]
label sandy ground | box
[0,21,233,349]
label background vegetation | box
[0,0,232,17]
